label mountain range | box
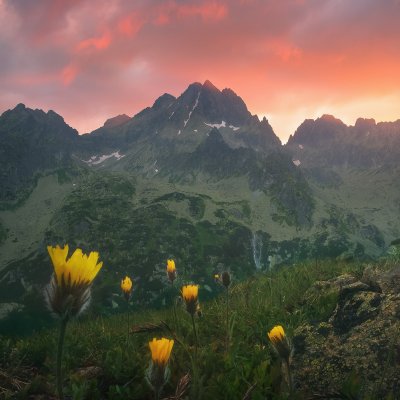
[1,80,400,334]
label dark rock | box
[293,266,400,398]
[330,291,382,334]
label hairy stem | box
[285,358,293,394]
[226,287,229,350]
[191,313,198,353]
[56,316,69,400]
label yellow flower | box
[149,337,174,367]
[47,245,103,286]
[46,244,103,317]
[121,276,133,293]
[166,259,176,273]
[268,325,285,344]
[181,284,199,315]
[214,274,220,280]
[166,259,177,283]
[182,284,198,302]
[267,325,292,361]
[121,276,133,301]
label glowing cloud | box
[77,32,111,51]
[1,0,400,141]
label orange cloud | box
[118,14,144,37]
[2,0,400,141]
[61,64,79,85]
[267,39,303,62]
[77,32,111,51]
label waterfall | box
[251,231,263,270]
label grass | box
[0,174,74,271]
[0,258,385,399]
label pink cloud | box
[1,0,400,141]
[77,31,111,51]
[61,64,79,85]
[267,39,303,62]
[176,1,228,21]
[118,13,144,37]
[153,13,170,26]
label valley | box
[1,81,400,334]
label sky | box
[1,0,400,143]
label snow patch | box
[298,144,304,149]
[205,121,240,131]
[205,120,226,129]
[169,111,175,120]
[183,91,200,128]
[293,159,301,166]
[194,129,198,132]
[84,151,125,165]
[178,130,181,135]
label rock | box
[302,274,359,309]
[377,266,400,293]
[361,265,382,292]
[330,291,383,334]
[316,322,331,336]
[340,281,371,298]
[292,266,400,398]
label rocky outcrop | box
[293,266,400,398]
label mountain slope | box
[286,114,400,168]
[84,80,281,156]
[0,104,79,204]
[1,82,400,334]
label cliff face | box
[293,265,400,398]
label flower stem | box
[172,281,178,331]
[226,287,229,350]
[285,358,293,394]
[127,303,130,343]
[56,316,68,400]
[191,313,198,352]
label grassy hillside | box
[2,164,400,337]
[1,257,399,399]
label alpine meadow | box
[1,1,400,399]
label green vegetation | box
[0,220,6,244]
[1,259,397,399]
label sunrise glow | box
[1,0,400,142]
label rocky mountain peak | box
[319,114,343,124]
[202,79,219,92]
[260,116,270,126]
[288,115,346,146]
[354,117,376,131]
[103,114,131,129]
[1,104,77,136]
[15,103,26,111]
[152,93,176,110]
[176,80,252,126]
